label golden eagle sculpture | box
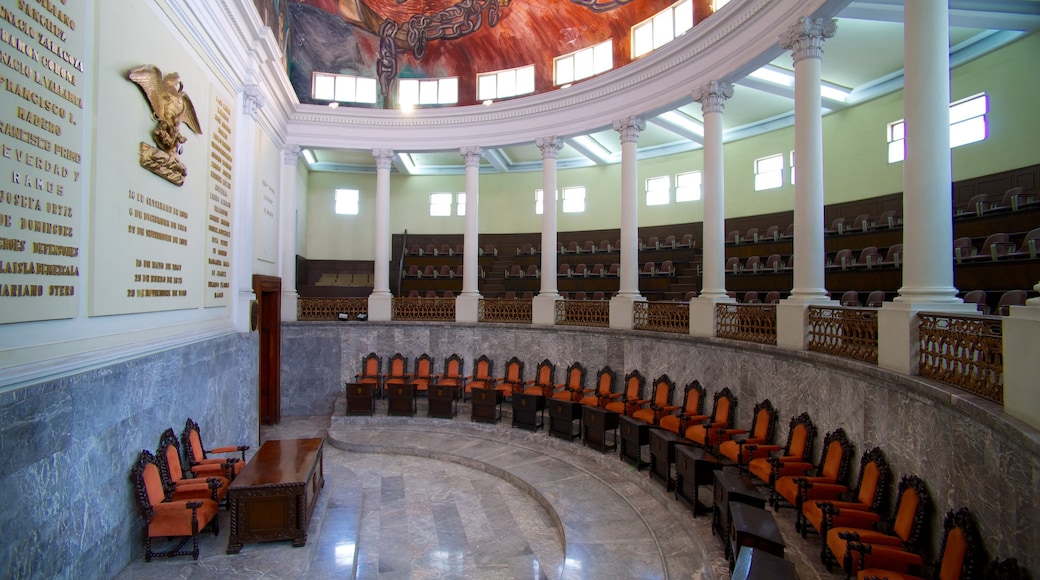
[128,65,202,186]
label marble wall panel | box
[0,332,257,580]
[280,321,1039,573]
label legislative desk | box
[582,405,620,452]
[712,470,766,556]
[427,384,457,419]
[386,382,417,417]
[548,398,582,440]
[619,415,650,469]
[344,382,375,416]
[511,392,546,431]
[227,437,325,554]
[648,428,686,490]
[470,388,504,423]
[674,444,723,515]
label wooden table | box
[731,546,796,580]
[511,392,546,431]
[582,405,619,452]
[427,384,457,418]
[729,503,786,564]
[648,428,685,490]
[227,438,325,553]
[712,470,766,550]
[386,382,416,416]
[619,415,651,469]
[674,444,723,516]
[548,398,582,440]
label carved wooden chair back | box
[750,399,778,441]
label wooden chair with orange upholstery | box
[800,447,890,539]
[463,354,495,400]
[552,361,586,401]
[435,353,465,400]
[855,507,982,580]
[382,352,410,395]
[131,449,220,561]
[747,412,817,489]
[523,359,556,398]
[494,356,525,398]
[604,370,647,416]
[772,427,854,512]
[715,399,778,472]
[631,374,678,425]
[658,380,705,435]
[156,428,229,506]
[579,366,617,407]
[825,474,931,578]
[180,418,248,481]
[410,353,435,396]
[682,387,737,449]
[355,352,382,398]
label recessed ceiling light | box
[327,101,340,108]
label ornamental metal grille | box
[806,305,878,362]
[633,301,689,334]
[555,299,609,327]
[918,311,1003,403]
[392,297,455,321]
[715,303,777,344]
[298,298,368,321]
[479,298,532,323]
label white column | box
[690,81,735,337]
[279,142,299,322]
[533,137,561,325]
[878,0,974,372]
[776,17,838,350]
[367,148,394,321]
[457,146,482,322]
[609,116,646,330]
[1004,281,1040,430]
[230,87,262,332]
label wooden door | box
[253,275,281,425]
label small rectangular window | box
[675,171,701,202]
[562,186,585,213]
[754,154,784,191]
[477,65,536,101]
[398,77,459,107]
[645,175,670,206]
[335,189,359,215]
[887,93,987,163]
[430,192,453,216]
[312,72,378,104]
[554,40,612,85]
[789,150,796,185]
[535,189,559,215]
[457,193,466,216]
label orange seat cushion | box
[148,499,219,537]
[802,499,872,535]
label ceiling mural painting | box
[287,0,714,108]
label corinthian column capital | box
[283,144,301,165]
[372,148,394,170]
[460,146,483,166]
[535,136,563,159]
[779,17,837,63]
[243,84,265,119]
[612,116,645,144]
[694,81,734,115]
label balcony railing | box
[633,301,689,334]
[555,299,609,328]
[479,298,533,323]
[392,297,455,321]
[716,303,777,344]
[918,311,1003,403]
[807,305,879,363]
[298,297,368,321]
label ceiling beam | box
[842,0,1040,30]
[648,116,704,145]
[481,148,511,173]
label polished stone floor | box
[116,399,846,579]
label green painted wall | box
[305,33,1040,261]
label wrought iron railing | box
[633,301,689,334]
[555,299,609,327]
[918,311,1003,403]
[715,303,777,344]
[806,305,878,363]
[479,298,532,323]
[392,297,455,321]
[298,297,368,321]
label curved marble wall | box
[281,321,1039,573]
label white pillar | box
[367,148,394,321]
[1004,281,1040,430]
[230,88,262,332]
[609,116,646,329]
[533,137,561,325]
[690,81,735,337]
[776,17,838,350]
[878,0,974,372]
[457,146,482,323]
[279,142,299,322]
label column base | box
[609,294,646,330]
[280,290,298,322]
[456,293,481,323]
[532,293,559,326]
[1004,305,1040,430]
[367,293,392,322]
[689,295,735,337]
[877,300,977,374]
[776,296,836,350]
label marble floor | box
[116,399,847,579]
